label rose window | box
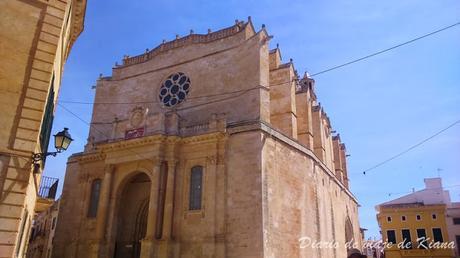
[158,72,191,107]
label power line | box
[59,22,460,106]
[56,22,460,172]
[310,21,460,77]
[57,103,161,164]
[59,97,459,181]
[59,79,294,106]
[60,87,255,105]
[61,89,459,178]
[362,119,460,175]
[58,82,254,162]
[58,84,258,128]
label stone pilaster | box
[158,160,177,257]
[312,105,326,161]
[141,162,161,257]
[295,90,314,150]
[214,151,226,257]
[94,164,114,257]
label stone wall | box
[0,0,86,256]
[261,127,360,258]
[225,131,264,257]
[88,21,271,144]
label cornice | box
[69,152,105,164]
[180,132,227,144]
[97,134,167,152]
[70,132,226,163]
[68,0,87,53]
[380,203,446,210]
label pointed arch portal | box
[114,173,151,258]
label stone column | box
[95,164,114,257]
[141,162,161,257]
[158,160,177,257]
[162,160,176,238]
[215,151,226,257]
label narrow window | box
[416,214,421,221]
[189,166,203,210]
[401,229,412,249]
[417,228,427,249]
[432,228,443,243]
[387,230,396,244]
[454,218,460,225]
[87,179,102,217]
[51,217,56,230]
[432,213,437,220]
[401,215,406,221]
[387,216,392,222]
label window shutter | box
[39,76,55,165]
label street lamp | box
[32,128,73,163]
[53,127,73,152]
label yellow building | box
[376,178,455,258]
[0,0,86,257]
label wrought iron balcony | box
[38,176,58,199]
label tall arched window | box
[189,166,203,210]
[345,217,354,245]
[87,179,102,217]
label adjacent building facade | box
[26,198,60,258]
[376,178,458,258]
[0,0,86,257]
[447,201,460,257]
[53,18,361,258]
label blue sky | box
[45,0,460,239]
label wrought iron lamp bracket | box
[31,151,60,163]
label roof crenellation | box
[119,20,250,68]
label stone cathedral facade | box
[53,18,361,258]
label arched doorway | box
[114,173,151,258]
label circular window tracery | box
[158,72,190,107]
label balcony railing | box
[38,176,58,199]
